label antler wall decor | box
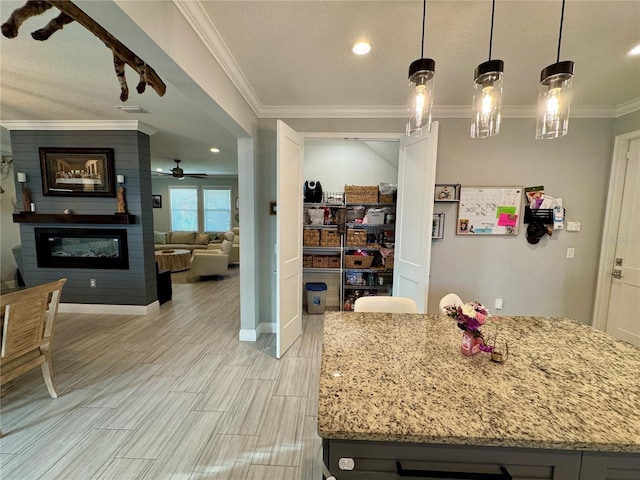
[1,0,166,102]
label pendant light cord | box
[557,0,566,63]
[488,0,496,61]
[421,0,426,59]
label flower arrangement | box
[444,301,494,353]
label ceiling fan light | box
[407,58,436,136]
[471,59,504,138]
[536,60,574,139]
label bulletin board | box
[457,186,522,235]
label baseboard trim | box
[239,321,276,342]
[59,301,160,315]
[1,280,17,291]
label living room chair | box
[1,278,67,404]
[189,251,230,279]
[205,236,235,266]
[353,296,418,313]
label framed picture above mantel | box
[40,147,116,197]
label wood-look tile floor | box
[0,269,325,480]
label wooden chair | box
[1,278,67,400]
[353,296,418,313]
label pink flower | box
[476,313,486,325]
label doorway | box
[593,130,640,346]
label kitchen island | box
[318,312,640,479]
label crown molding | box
[616,97,640,117]
[175,0,263,118]
[0,120,157,135]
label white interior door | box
[605,137,640,346]
[393,122,438,313]
[276,120,304,358]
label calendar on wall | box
[457,187,522,236]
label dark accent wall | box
[10,130,157,306]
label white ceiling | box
[1,0,639,175]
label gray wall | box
[257,116,620,325]
[614,110,640,136]
[8,130,157,306]
[151,176,239,232]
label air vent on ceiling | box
[114,106,149,113]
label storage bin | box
[345,255,373,269]
[346,206,365,222]
[345,185,378,204]
[346,229,367,247]
[385,253,394,269]
[328,256,341,268]
[367,210,385,225]
[305,282,327,314]
[321,229,341,247]
[303,229,320,246]
[303,254,313,268]
[313,255,328,268]
[379,193,394,204]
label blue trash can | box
[305,282,327,314]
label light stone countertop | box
[317,312,640,453]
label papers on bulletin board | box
[457,187,522,235]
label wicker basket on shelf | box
[345,255,373,269]
[320,229,341,247]
[303,229,320,246]
[328,256,341,268]
[344,185,378,204]
[346,229,367,247]
[312,255,328,268]
[303,254,313,268]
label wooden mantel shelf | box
[12,212,135,225]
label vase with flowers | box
[444,301,494,356]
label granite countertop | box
[317,312,640,453]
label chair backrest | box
[1,278,66,361]
[220,239,233,255]
[439,293,463,314]
[353,296,418,313]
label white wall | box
[304,140,398,193]
[0,150,21,286]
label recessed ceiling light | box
[156,168,163,172]
[351,42,371,55]
[210,147,220,153]
[628,43,640,56]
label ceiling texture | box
[1,0,639,176]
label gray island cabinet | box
[318,313,640,479]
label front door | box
[605,136,640,346]
[393,122,438,313]
[276,120,304,358]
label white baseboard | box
[239,321,276,342]
[1,280,17,291]
[58,301,160,315]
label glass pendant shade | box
[407,58,435,136]
[471,60,504,138]
[536,61,574,139]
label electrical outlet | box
[567,222,581,231]
[90,279,96,287]
[566,248,575,259]
[495,298,503,310]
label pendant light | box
[406,0,435,136]
[471,0,503,138]
[536,0,574,139]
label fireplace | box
[35,228,129,269]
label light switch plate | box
[566,248,575,259]
[567,222,581,231]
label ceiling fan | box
[153,159,209,179]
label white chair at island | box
[353,296,418,313]
[439,293,463,314]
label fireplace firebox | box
[35,228,129,269]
